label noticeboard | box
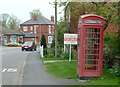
[64,34,78,45]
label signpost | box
[64,34,78,62]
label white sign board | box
[64,34,78,45]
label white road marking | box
[2,68,17,72]
[2,68,7,72]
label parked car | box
[21,41,36,51]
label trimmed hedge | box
[5,42,22,47]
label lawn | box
[44,60,119,85]
[42,57,76,61]
[87,68,119,85]
[42,57,68,61]
[45,61,77,79]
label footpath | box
[21,52,85,85]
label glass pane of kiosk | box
[85,28,100,71]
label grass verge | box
[45,61,77,79]
[44,61,119,85]
[43,57,68,61]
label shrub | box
[63,52,69,59]
[103,33,119,68]
[63,51,75,60]
[109,63,120,76]
[45,48,54,58]
[40,35,47,56]
[5,42,22,47]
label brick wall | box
[24,38,36,42]
[20,24,55,44]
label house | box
[20,15,55,47]
[0,26,25,45]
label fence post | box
[40,45,43,58]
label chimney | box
[51,16,54,22]
[33,15,37,21]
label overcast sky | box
[0,0,65,23]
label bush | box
[103,33,118,68]
[109,63,120,76]
[63,52,69,59]
[5,42,22,47]
[104,32,120,76]
[63,51,75,60]
[45,48,54,58]
[103,44,113,68]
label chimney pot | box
[51,16,54,22]
[33,15,37,21]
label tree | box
[63,2,118,31]
[40,34,47,48]
[7,15,20,30]
[0,13,20,30]
[29,9,42,19]
[40,34,47,55]
[0,13,10,28]
[91,2,118,30]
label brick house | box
[0,27,25,45]
[20,15,55,47]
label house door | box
[4,36,7,45]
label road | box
[2,47,30,85]
[2,46,83,85]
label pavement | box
[21,51,85,85]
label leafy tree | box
[40,34,47,55]
[40,34,47,48]
[29,9,42,19]
[63,2,118,31]
[91,2,118,30]
[0,13,20,30]
[7,15,20,30]
[0,13,10,28]
[50,18,69,57]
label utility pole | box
[34,25,36,44]
[55,0,57,58]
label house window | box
[32,38,35,40]
[30,26,33,30]
[52,25,54,28]
[34,25,37,33]
[10,36,16,43]
[48,25,51,33]
[48,36,53,44]
[52,25,54,33]
[23,26,27,31]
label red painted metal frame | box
[77,14,105,77]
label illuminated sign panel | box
[85,20,101,24]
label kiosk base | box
[78,76,95,80]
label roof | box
[81,14,105,20]
[48,33,54,36]
[0,26,25,36]
[24,33,37,38]
[21,16,54,25]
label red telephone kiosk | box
[77,14,105,79]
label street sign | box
[64,34,78,45]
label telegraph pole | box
[55,0,57,58]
